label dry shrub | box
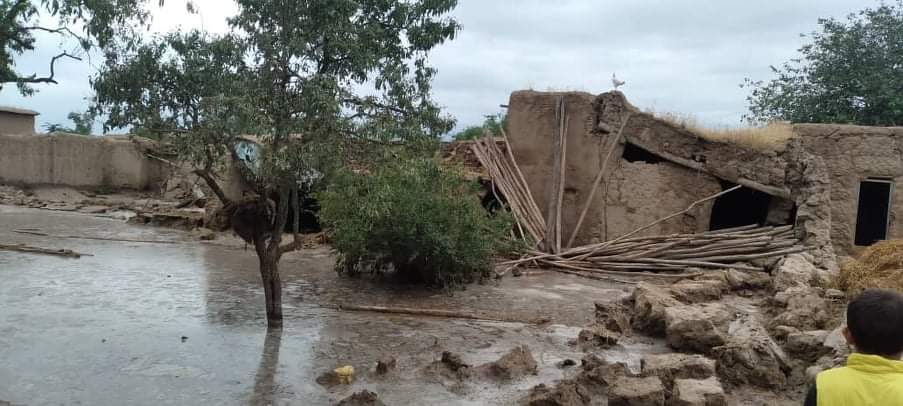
[837,240,903,295]
[650,111,796,151]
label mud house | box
[0,106,38,135]
[503,90,903,261]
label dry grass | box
[650,111,796,151]
[836,239,903,296]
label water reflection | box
[249,327,284,405]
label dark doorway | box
[854,178,894,246]
[709,182,773,230]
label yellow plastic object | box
[334,365,355,384]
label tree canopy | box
[1,0,152,95]
[744,1,903,126]
[91,0,460,327]
[453,113,506,141]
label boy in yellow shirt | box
[804,289,903,405]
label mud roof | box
[0,106,39,116]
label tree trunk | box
[256,238,283,328]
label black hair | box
[847,289,903,356]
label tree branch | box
[16,52,82,85]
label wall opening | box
[709,182,774,230]
[854,178,894,246]
[622,143,664,163]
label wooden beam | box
[624,136,792,199]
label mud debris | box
[607,376,665,406]
[477,345,538,381]
[336,390,385,406]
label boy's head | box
[843,289,903,357]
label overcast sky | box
[0,0,868,134]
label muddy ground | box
[0,186,820,405]
[0,204,664,405]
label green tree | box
[43,110,94,134]
[92,0,459,328]
[1,0,154,95]
[453,113,506,140]
[744,1,903,125]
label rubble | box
[632,282,682,335]
[713,314,790,389]
[375,357,396,375]
[669,279,726,304]
[771,288,832,330]
[336,390,385,406]
[641,353,717,389]
[772,254,819,291]
[522,381,590,406]
[607,376,665,406]
[784,330,830,362]
[664,303,731,353]
[672,377,727,406]
[476,345,538,381]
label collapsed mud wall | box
[0,133,168,189]
[506,91,723,245]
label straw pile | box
[837,239,903,295]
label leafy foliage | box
[453,113,506,140]
[319,158,515,287]
[1,0,151,95]
[744,1,903,125]
[43,110,94,134]
[91,0,461,324]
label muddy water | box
[0,205,657,405]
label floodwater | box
[0,205,657,405]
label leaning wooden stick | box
[572,185,743,261]
[566,113,635,248]
[334,304,550,325]
[0,243,88,258]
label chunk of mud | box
[713,314,790,389]
[522,380,591,406]
[607,376,665,406]
[724,269,771,291]
[559,359,577,368]
[641,353,716,390]
[576,326,619,348]
[784,330,830,362]
[421,351,471,385]
[441,351,469,372]
[375,356,396,375]
[336,390,385,406]
[632,282,681,336]
[476,345,538,381]
[771,288,831,330]
[580,360,631,387]
[669,279,725,304]
[316,371,343,388]
[772,254,818,291]
[672,377,726,406]
[664,303,731,353]
[593,299,632,334]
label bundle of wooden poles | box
[471,132,546,244]
[501,224,805,279]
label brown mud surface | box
[0,204,673,405]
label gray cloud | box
[0,0,871,134]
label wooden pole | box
[566,114,635,248]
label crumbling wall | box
[506,91,605,246]
[794,124,903,256]
[602,160,721,240]
[0,133,168,189]
[506,91,722,245]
